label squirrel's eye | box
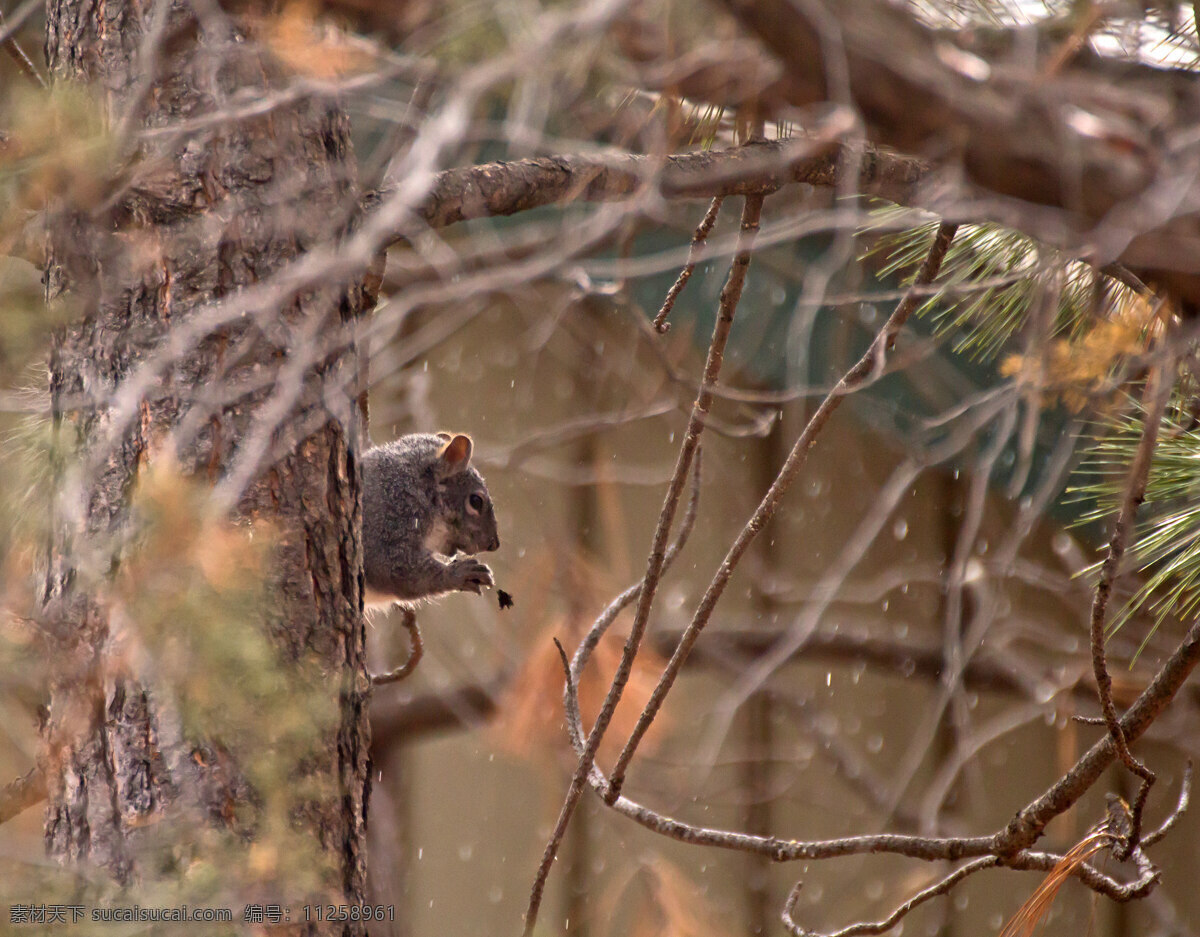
[468,493,485,513]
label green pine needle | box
[1072,390,1200,658]
[863,208,1138,362]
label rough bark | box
[40,1,369,930]
[366,137,928,246]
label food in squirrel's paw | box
[362,433,500,608]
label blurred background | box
[2,0,1200,935]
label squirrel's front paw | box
[449,556,494,594]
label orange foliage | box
[128,457,266,593]
[262,2,373,79]
[1000,296,1163,410]
[600,857,727,937]
[491,616,672,767]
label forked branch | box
[605,221,960,800]
[544,221,1200,936]
[1086,347,1175,856]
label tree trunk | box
[39,1,370,930]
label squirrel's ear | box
[435,432,453,442]
[438,434,473,472]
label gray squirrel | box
[362,432,500,607]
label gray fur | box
[362,433,500,606]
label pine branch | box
[365,138,926,247]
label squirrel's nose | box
[488,535,500,552]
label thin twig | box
[1005,841,1159,903]
[499,404,1193,907]
[519,199,766,937]
[522,374,710,931]
[996,614,1200,853]
[371,608,424,685]
[694,390,1013,778]
[541,350,1200,924]
[605,221,960,800]
[496,401,677,469]
[1087,352,1174,855]
[652,196,725,333]
[1142,760,1192,849]
[782,857,999,937]
[553,454,706,775]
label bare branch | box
[652,196,725,333]
[605,221,960,800]
[1142,760,1192,850]
[520,441,708,933]
[520,188,768,937]
[1087,351,1175,854]
[366,137,926,247]
[568,447,706,699]
[370,678,507,748]
[782,857,999,937]
[1005,842,1160,904]
[995,617,1200,855]
[554,570,1200,873]
[660,626,1089,703]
